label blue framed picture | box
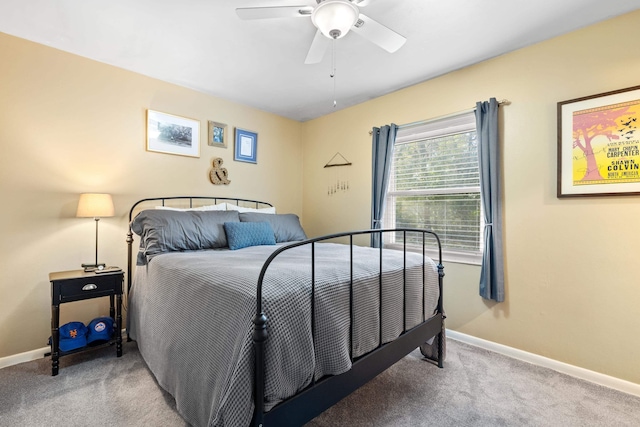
[234,128,258,163]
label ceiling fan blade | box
[351,13,406,53]
[236,6,313,20]
[304,29,330,64]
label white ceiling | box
[1,0,639,122]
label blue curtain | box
[370,124,397,248]
[476,98,505,302]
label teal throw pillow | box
[224,221,276,250]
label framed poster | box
[558,85,640,197]
[147,110,200,157]
[207,121,227,148]
[234,128,257,163]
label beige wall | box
[303,11,640,384]
[0,33,303,358]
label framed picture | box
[208,121,227,148]
[234,128,258,163]
[146,110,200,158]
[558,85,640,197]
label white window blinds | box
[384,111,482,258]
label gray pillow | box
[239,212,307,243]
[131,209,240,264]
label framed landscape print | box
[234,128,257,163]
[147,110,200,158]
[557,85,640,197]
[208,121,227,148]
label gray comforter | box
[128,242,439,427]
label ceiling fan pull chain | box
[331,38,337,108]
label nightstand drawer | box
[56,274,122,303]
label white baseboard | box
[0,346,50,370]
[447,329,640,398]
[0,329,128,370]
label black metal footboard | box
[252,229,445,427]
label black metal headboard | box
[127,196,273,222]
[126,196,274,294]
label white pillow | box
[224,203,276,214]
[155,203,227,212]
[199,204,228,211]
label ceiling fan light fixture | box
[312,0,359,40]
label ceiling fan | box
[236,0,407,64]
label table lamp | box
[76,193,114,271]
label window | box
[383,112,482,263]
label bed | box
[126,196,445,427]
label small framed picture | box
[146,110,200,157]
[234,128,258,164]
[207,121,227,148]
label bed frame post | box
[253,312,268,427]
[437,262,445,368]
[126,228,133,342]
[126,229,133,293]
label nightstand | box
[49,268,123,376]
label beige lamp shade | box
[76,193,115,218]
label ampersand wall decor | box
[210,157,231,185]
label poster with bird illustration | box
[558,86,640,197]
